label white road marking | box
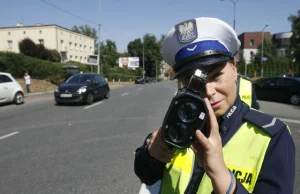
[137,88,143,91]
[121,92,129,96]
[0,131,19,140]
[84,101,103,109]
[278,117,300,124]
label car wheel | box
[105,89,110,99]
[290,94,300,105]
[14,92,24,105]
[86,93,94,105]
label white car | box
[0,72,24,105]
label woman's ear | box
[231,63,238,80]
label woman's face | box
[179,62,237,117]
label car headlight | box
[77,86,87,94]
[55,87,59,92]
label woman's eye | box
[212,73,222,80]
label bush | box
[49,49,61,62]
[19,38,37,57]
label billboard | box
[86,55,98,66]
[119,57,139,69]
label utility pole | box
[97,0,101,74]
[261,24,269,78]
[156,62,157,82]
[142,38,145,80]
[221,0,239,30]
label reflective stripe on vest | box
[159,121,271,194]
[239,77,252,107]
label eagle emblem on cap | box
[175,19,197,43]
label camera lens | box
[178,102,200,122]
[168,123,189,143]
[190,78,205,93]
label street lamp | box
[221,0,239,30]
[97,0,101,74]
[261,24,269,78]
[142,37,145,80]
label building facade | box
[238,32,272,64]
[0,24,95,63]
[272,32,293,57]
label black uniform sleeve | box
[251,84,260,110]
[134,134,166,185]
[234,125,295,193]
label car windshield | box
[65,74,92,84]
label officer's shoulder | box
[238,74,252,82]
[244,109,286,137]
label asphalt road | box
[0,81,299,194]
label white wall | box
[0,25,95,63]
[241,48,258,64]
[0,26,56,53]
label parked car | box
[254,77,300,105]
[54,73,110,105]
[135,76,145,84]
[0,72,24,105]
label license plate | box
[60,94,72,98]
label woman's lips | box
[211,100,222,109]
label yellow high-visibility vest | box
[239,76,252,107]
[160,121,271,194]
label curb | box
[25,90,54,97]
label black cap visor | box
[173,55,231,80]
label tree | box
[19,38,37,57]
[99,40,119,72]
[288,10,300,74]
[72,25,98,54]
[127,34,163,78]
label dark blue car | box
[54,73,110,105]
[254,76,300,105]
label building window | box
[8,32,11,35]
[80,44,82,51]
[39,30,42,34]
[250,39,255,46]
[23,31,26,35]
[75,56,78,61]
[75,43,78,50]
[69,42,72,50]
[61,40,64,48]
[39,39,44,45]
[281,50,285,56]
[80,56,82,62]
[250,51,254,59]
[7,40,13,49]
[70,55,72,59]
[84,45,86,52]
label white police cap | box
[161,17,240,78]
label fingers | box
[194,130,210,151]
[204,98,219,136]
[148,128,176,163]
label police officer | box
[134,17,295,194]
[238,74,260,109]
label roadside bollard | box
[119,79,120,85]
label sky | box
[1,0,299,52]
